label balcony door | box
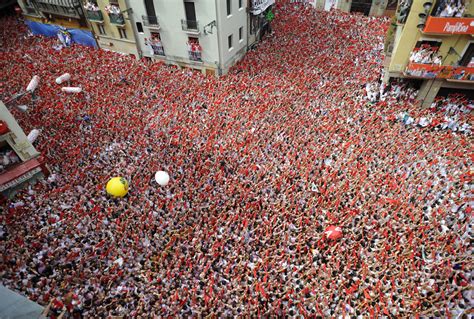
[459,43,474,67]
[144,0,157,24]
[184,1,197,29]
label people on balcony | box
[83,1,100,12]
[409,44,441,65]
[396,0,412,24]
[145,36,165,56]
[434,0,466,17]
[187,40,202,61]
[104,4,121,15]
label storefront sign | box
[423,16,474,35]
[251,0,275,15]
[405,63,474,81]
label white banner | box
[251,0,275,15]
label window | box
[184,1,197,29]
[228,34,233,50]
[136,22,144,33]
[226,0,231,15]
[239,26,243,41]
[97,24,106,35]
[144,0,156,17]
[238,0,242,9]
[459,43,474,67]
[118,28,127,39]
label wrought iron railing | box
[86,10,103,21]
[142,15,160,28]
[181,19,199,32]
[109,12,125,25]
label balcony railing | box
[150,42,165,56]
[142,15,160,29]
[33,1,81,18]
[23,6,39,16]
[109,12,125,25]
[86,10,103,22]
[423,16,474,35]
[404,62,474,81]
[181,19,199,33]
[188,50,202,62]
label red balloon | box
[324,225,343,240]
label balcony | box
[109,13,125,26]
[250,0,275,15]
[188,50,202,62]
[149,41,165,56]
[181,19,200,34]
[422,16,474,35]
[86,10,103,22]
[404,62,474,81]
[142,15,160,29]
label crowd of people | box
[0,1,472,317]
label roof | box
[0,285,44,319]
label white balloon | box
[26,75,40,93]
[56,73,71,84]
[61,87,82,93]
[27,129,40,143]
[155,171,170,186]
[15,105,28,112]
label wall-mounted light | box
[417,23,426,30]
[418,14,427,26]
[423,2,432,11]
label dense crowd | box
[1,2,473,318]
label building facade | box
[116,0,274,76]
[84,0,275,74]
[384,0,473,107]
[84,0,140,57]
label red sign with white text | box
[423,16,474,35]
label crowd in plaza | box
[0,1,472,317]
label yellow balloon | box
[106,177,129,197]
